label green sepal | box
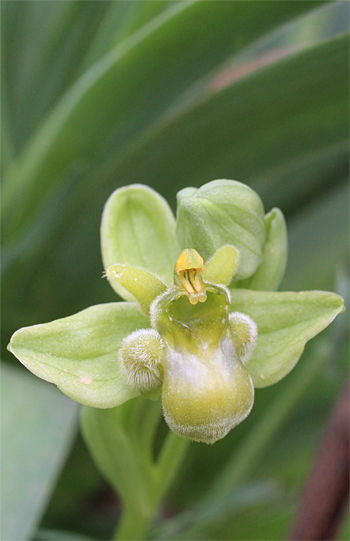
[8,303,151,408]
[106,264,167,315]
[234,208,288,291]
[101,184,180,300]
[229,289,345,387]
[203,245,239,286]
[176,179,265,280]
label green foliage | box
[1,364,78,541]
[2,1,349,540]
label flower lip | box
[151,284,231,357]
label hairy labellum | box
[121,249,258,444]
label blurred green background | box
[2,1,349,540]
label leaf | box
[111,34,348,214]
[229,289,345,387]
[34,529,93,541]
[80,1,179,72]
[234,208,288,291]
[1,363,79,541]
[8,302,150,408]
[153,482,279,540]
[3,6,343,349]
[2,1,111,153]
[2,1,327,244]
[101,185,179,299]
[202,245,239,286]
[282,180,349,291]
[106,264,167,314]
[176,179,266,280]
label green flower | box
[8,180,345,444]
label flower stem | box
[155,431,191,497]
[113,505,155,541]
[112,429,190,541]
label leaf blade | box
[2,1,328,243]
[1,363,79,541]
[112,34,349,214]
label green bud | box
[176,179,266,281]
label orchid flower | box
[8,180,344,444]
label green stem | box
[114,505,155,541]
[113,428,190,541]
[155,431,191,498]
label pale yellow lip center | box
[175,249,207,304]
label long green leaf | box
[112,35,348,210]
[1,363,79,541]
[1,1,111,153]
[80,1,179,72]
[34,529,93,541]
[80,405,149,513]
[2,1,327,243]
[282,180,349,291]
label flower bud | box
[176,179,266,281]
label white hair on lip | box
[229,312,258,365]
[121,329,165,392]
